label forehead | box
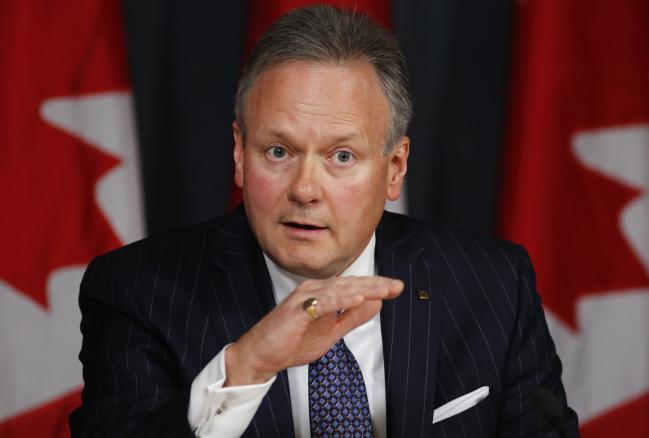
[244,60,389,145]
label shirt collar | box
[264,233,376,304]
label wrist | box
[224,342,276,387]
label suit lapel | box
[377,212,444,438]
[204,207,295,437]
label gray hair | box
[234,5,412,153]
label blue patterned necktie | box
[308,338,374,437]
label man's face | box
[233,60,409,278]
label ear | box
[233,122,244,189]
[386,136,409,201]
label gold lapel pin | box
[417,289,430,300]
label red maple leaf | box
[0,0,131,308]
[500,0,649,330]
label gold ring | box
[302,297,319,319]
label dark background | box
[123,0,512,236]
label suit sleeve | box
[498,245,580,437]
[69,254,196,437]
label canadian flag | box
[0,1,144,436]
[500,0,649,436]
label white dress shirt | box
[188,234,386,438]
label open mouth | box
[283,222,326,231]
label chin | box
[275,254,336,279]
[284,260,329,278]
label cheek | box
[328,180,360,205]
[328,168,387,218]
[243,165,286,210]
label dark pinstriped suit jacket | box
[70,206,579,437]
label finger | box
[292,277,403,321]
[319,278,403,311]
[300,276,402,295]
[338,277,404,299]
[332,275,404,293]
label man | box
[70,5,579,437]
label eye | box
[266,145,288,161]
[332,150,355,166]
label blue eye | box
[333,150,355,165]
[267,145,288,160]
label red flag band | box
[0,1,144,436]
[500,0,649,436]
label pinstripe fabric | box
[376,213,579,437]
[70,206,578,437]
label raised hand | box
[224,276,403,386]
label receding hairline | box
[237,59,390,149]
[236,57,393,148]
[241,57,389,108]
[234,5,412,153]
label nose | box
[288,157,323,205]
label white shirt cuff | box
[188,344,277,437]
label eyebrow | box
[261,129,362,146]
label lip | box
[280,221,328,237]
